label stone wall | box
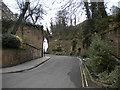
[102,28,120,58]
[48,39,85,56]
[1,25,43,67]
[16,26,43,49]
[2,45,41,67]
[0,2,43,67]
[48,40,71,55]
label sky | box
[3,0,71,30]
[3,0,120,31]
[2,0,120,51]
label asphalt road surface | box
[2,55,82,88]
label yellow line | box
[78,57,89,87]
[79,61,84,87]
[83,68,89,87]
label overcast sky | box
[3,0,120,30]
[2,0,120,51]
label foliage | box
[98,71,109,82]
[11,35,23,47]
[11,0,46,35]
[116,13,120,22]
[2,19,14,33]
[84,1,107,20]
[94,18,109,33]
[11,1,30,35]
[108,66,120,88]
[2,34,23,49]
[71,38,77,51]
[70,51,76,56]
[88,34,116,74]
[25,22,42,29]
[80,53,89,58]
[2,19,42,34]
[81,1,108,49]
[94,15,120,33]
[98,66,120,88]
[50,10,78,40]
[55,10,68,26]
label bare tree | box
[11,0,46,35]
[25,3,46,24]
[11,0,30,35]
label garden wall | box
[1,25,43,67]
[102,27,120,58]
[2,44,42,67]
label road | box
[2,55,82,88]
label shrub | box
[98,71,109,82]
[108,66,120,88]
[94,17,109,33]
[71,38,77,51]
[88,34,116,74]
[2,19,14,33]
[2,34,22,48]
[12,35,23,47]
[98,66,120,88]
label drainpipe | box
[41,25,44,57]
[117,29,119,58]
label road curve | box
[3,55,82,88]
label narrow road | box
[3,55,82,88]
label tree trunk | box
[98,2,107,18]
[84,2,91,20]
[11,2,30,35]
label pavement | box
[0,56,50,74]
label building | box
[0,2,17,20]
[0,2,2,20]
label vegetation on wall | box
[2,19,43,49]
[88,34,116,74]
[87,34,120,88]
[25,22,43,30]
[2,19,15,33]
[71,38,77,51]
[2,34,22,49]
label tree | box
[80,1,107,48]
[50,10,69,39]
[25,4,46,24]
[11,0,46,35]
[88,35,116,74]
[56,10,68,26]
[11,0,30,35]
[98,2,107,18]
[84,2,91,20]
